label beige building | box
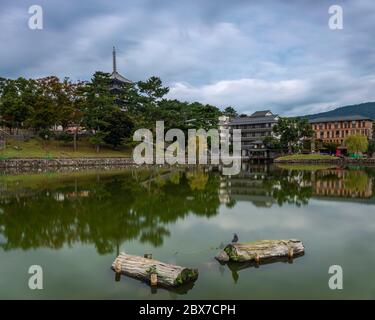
[309,115,373,145]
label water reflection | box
[0,168,220,253]
[220,164,375,208]
[225,254,305,284]
[0,165,374,255]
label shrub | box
[55,132,74,142]
[38,129,54,140]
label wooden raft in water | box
[112,252,198,287]
[215,239,305,263]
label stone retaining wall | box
[0,157,135,169]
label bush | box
[38,129,54,140]
[368,141,375,157]
[55,132,74,142]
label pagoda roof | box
[110,71,132,84]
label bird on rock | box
[232,233,238,243]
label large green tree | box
[273,118,314,153]
[345,134,369,156]
[0,78,35,133]
[222,106,238,118]
[137,76,169,102]
[368,140,375,158]
[102,110,134,148]
[83,72,118,152]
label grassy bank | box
[275,163,338,171]
[0,138,132,158]
[0,167,169,191]
[276,154,339,161]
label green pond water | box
[1,164,375,299]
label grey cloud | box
[0,0,374,115]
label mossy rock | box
[174,268,198,285]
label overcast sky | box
[1,0,375,115]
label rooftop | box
[250,110,273,117]
[110,71,132,84]
[309,115,372,124]
[229,110,278,126]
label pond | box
[0,164,375,299]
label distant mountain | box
[305,102,375,120]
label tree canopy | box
[345,134,369,155]
[272,117,314,153]
[0,73,228,151]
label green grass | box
[276,154,339,161]
[0,138,132,159]
[0,167,167,191]
[275,164,338,171]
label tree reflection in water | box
[219,165,374,208]
[0,166,374,254]
[0,168,220,254]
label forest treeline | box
[0,73,238,150]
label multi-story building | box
[309,115,373,145]
[218,115,231,144]
[228,110,279,158]
[219,165,275,207]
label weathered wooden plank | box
[111,252,198,287]
[215,239,305,263]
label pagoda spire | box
[112,46,117,73]
[110,46,132,87]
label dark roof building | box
[229,110,279,126]
[309,115,372,123]
[229,110,279,159]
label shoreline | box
[274,158,375,165]
[1,156,375,173]
[0,157,135,170]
